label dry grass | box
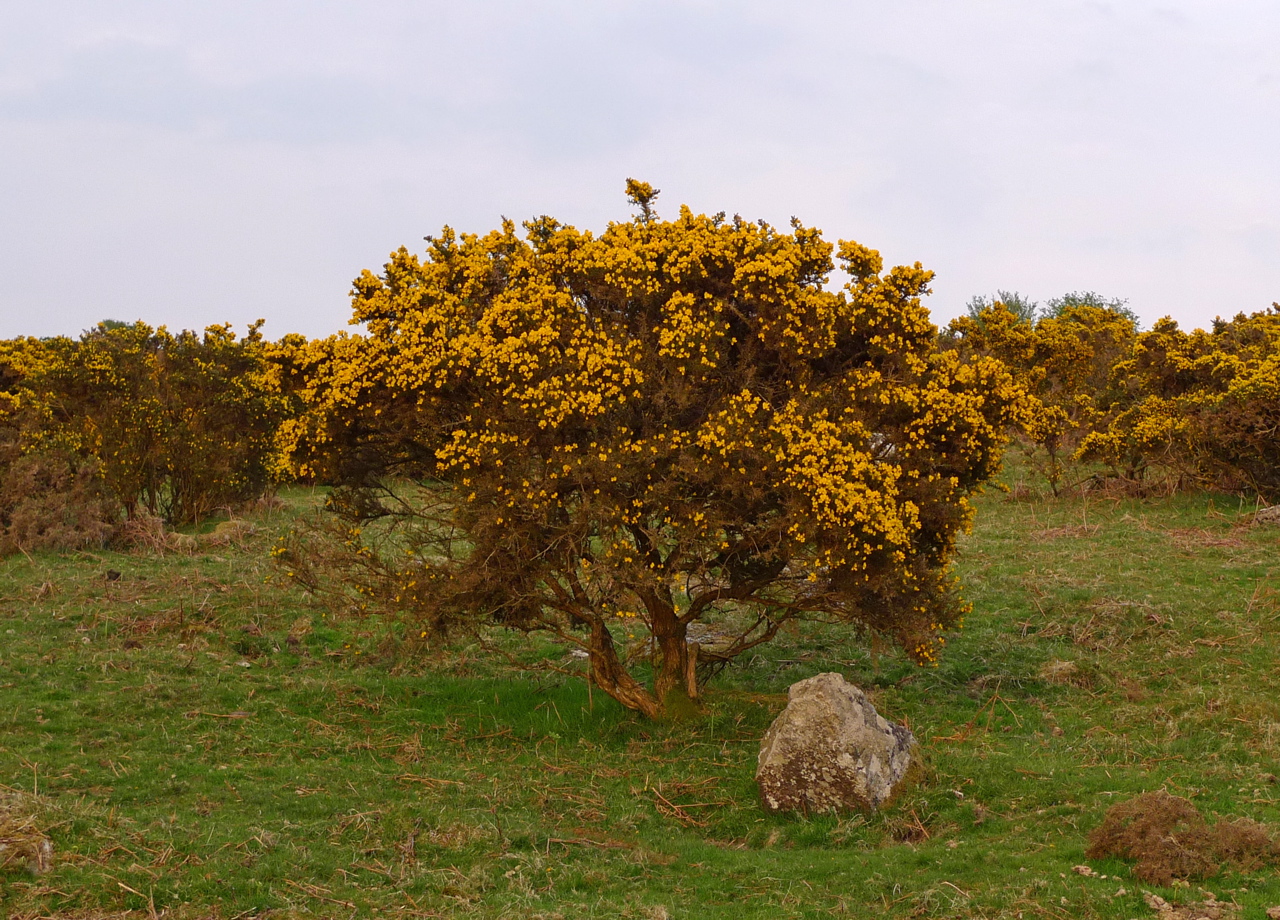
[117,512,170,555]
[1251,505,1280,526]
[1087,791,1280,885]
[1029,523,1102,541]
[1164,527,1249,551]
[0,788,53,876]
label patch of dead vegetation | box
[120,515,257,557]
[1143,891,1239,920]
[1077,473,1183,500]
[0,450,120,556]
[117,511,170,554]
[0,788,53,875]
[1002,480,1040,502]
[1164,528,1248,551]
[1087,790,1279,885]
[1037,658,1097,688]
[1032,597,1170,652]
[1251,505,1280,526]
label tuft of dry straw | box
[0,790,54,875]
[118,511,171,555]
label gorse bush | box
[269,329,412,486]
[1079,306,1280,499]
[0,320,295,545]
[944,300,1139,494]
[0,337,118,552]
[0,447,117,556]
[946,298,1280,501]
[276,182,1024,717]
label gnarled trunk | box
[582,591,701,719]
[586,618,661,719]
[643,587,699,708]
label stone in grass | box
[1254,505,1280,526]
[756,672,918,814]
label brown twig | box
[283,878,357,909]
[652,788,708,827]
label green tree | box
[1043,291,1138,327]
[965,290,1039,325]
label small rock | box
[1253,506,1280,526]
[756,672,917,814]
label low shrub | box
[1086,790,1280,884]
[0,448,119,555]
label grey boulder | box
[756,672,917,814]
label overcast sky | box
[2,1,1277,340]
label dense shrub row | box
[7,285,1270,553]
[2,186,1275,715]
[0,321,294,552]
[945,300,1280,500]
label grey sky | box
[2,1,1277,340]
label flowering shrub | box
[267,330,421,485]
[279,182,1022,717]
[0,321,294,533]
[945,301,1138,493]
[1079,307,1280,497]
[0,337,118,551]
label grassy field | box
[1,468,1278,919]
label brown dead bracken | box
[1086,790,1279,885]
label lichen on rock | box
[756,672,918,814]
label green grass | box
[1,472,1278,918]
